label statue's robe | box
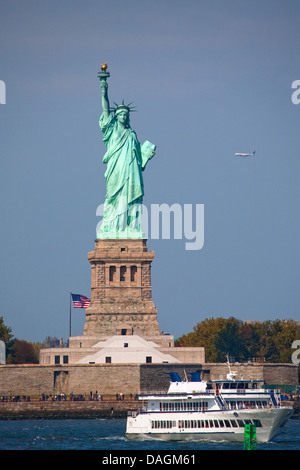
[98,113,147,238]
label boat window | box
[214,420,219,428]
[219,420,224,427]
[230,420,238,427]
[237,382,244,389]
[223,382,230,389]
[252,419,262,428]
[152,420,173,429]
[244,420,252,425]
[237,420,244,427]
[230,383,237,389]
[224,420,231,427]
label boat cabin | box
[213,379,266,391]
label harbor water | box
[0,418,299,450]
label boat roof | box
[212,379,265,383]
[169,371,265,385]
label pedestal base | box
[84,239,159,337]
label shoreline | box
[0,399,140,420]
[0,400,298,420]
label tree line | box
[1,315,300,365]
[175,317,300,363]
[0,316,65,364]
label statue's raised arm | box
[97,63,156,240]
[98,62,110,119]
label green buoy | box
[244,424,256,450]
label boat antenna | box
[226,353,238,380]
[226,353,231,371]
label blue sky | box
[0,0,299,342]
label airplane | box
[234,151,256,157]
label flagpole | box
[69,292,72,338]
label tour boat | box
[126,367,294,443]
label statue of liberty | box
[97,63,156,239]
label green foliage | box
[0,316,67,363]
[176,317,300,363]
[0,316,13,344]
[8,339,39,364]
[42,336,66,348]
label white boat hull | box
[126,407,293,443]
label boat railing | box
[127,409,142,418]
[139,391,168,396]
[215,393,228,410]
[139,390,215,397]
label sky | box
[0,0,300,343]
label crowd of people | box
[39,391,138,402]
[2,392,297,403]
[0,392,139,402]
[0,395,31,402]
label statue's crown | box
[111,100,137,115]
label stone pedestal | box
[84,239,159,336]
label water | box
[0,418,299,450]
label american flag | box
[71,293,91,308]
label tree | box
[42,336,64,348]
[0,316,14,361]
[8,339,39,364]
[177,317,246,362]
[176,317,300,363]
[0,316,13,344]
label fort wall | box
[0,363,297,397]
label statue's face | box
[116,110,129,126]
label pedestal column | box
[84,239,159,336]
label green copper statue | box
[97,63,156,239]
